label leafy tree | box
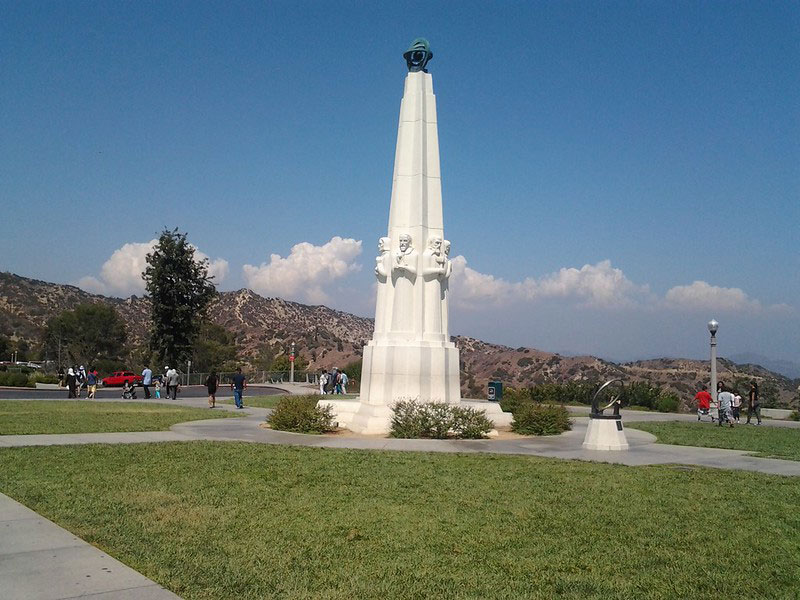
[253,344,277,372]
[43,303,127,368]
[270,353,309,375]
[0,335,10,360]
[343,359,362,384]
[192,322,238,372]
[143,229,217,366]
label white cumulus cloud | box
[449,257,648,309]
[242,236,363,304]
[76,239,228,297]
[663,281,761,312]
[528,260,650,308]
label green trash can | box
[488,381,503,402]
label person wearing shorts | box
[695,385,712,421]
[206,371,218,409]
[732,393,742,423]
[717,384,735,428]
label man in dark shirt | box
[231,367,247,409]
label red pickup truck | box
[102,371,143,387]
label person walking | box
[66,367,77,398]
[732,391,743,424]
[319,370,328,395]
[76,366,86,399]
[717,383,735,428]
[86,367,98,399]
[141,364,152,399]
[154,377,162,399]
[694,385,712,421]
[339,370,348,394]
[206,371,218,408]
[166,366,179,400]
[746,380,762,425]
[231,367,247,409]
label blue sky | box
[2,2,798,363]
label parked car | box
[102,371,143,387]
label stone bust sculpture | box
[404,38,433,72]
[393,233,417,276]
[423,236,446,279]
[443,239,453,279]
[375,237,391,279]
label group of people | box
[203,368,247,409]
[319,368,348,395]
[62,365,99,399]
[695,380,762,427]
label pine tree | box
[143,229,216,367]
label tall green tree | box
[191,322,238,372]
[43,303,127,367]
[143,229,217,366]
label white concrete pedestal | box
[318,398,512,435]
[582,417,629,451]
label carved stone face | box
[428,237,442,252]
[399,234,412,252]
[443,240,451,256]
[378,237,390,253]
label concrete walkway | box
[1,397,800,600]
[0,493,179,600]
[2,398,800,475]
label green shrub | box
[501,383,594,414]
[390,400,493,439]
[0,372,34,387]
[654,392,680,413]
[28,372,60,385]
[788,410,800,422]
[511,403,572,436]
[267,395,335,434]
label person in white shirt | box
[732,393,743,424]
[717,383,735,428]
[319,371,328,395]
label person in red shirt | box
[695,385,712,422]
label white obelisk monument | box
[323,39,510,434]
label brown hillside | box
[1,272,796,407]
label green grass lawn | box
[626,420,800,461]
[0,401,237,435]
[1,442,799,599]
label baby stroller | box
[122,381,137,399]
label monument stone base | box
[582,416,629,451]
[318,398,513,436]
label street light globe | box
[707,319,719,335]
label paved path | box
[2,398,799,600]
[0,493,179,600]
[0,383,286,400]
[2,398,799,474]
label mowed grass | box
[218,394,282,409]
[0,401,237,435]
[626,420,800,461]
[2,443,800,599]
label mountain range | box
[1,271,797,407]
